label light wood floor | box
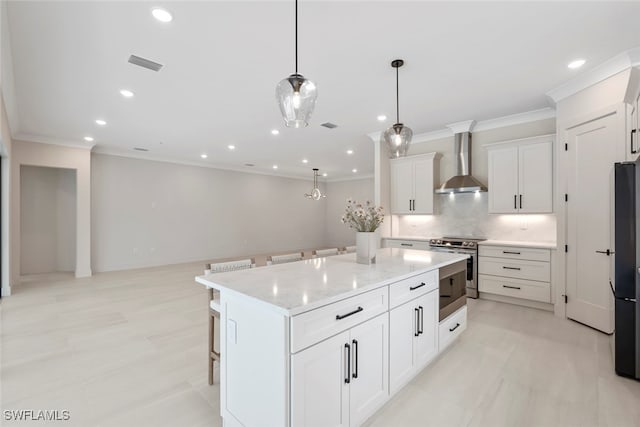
[1,263,639,427]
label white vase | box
[356,232,378,265]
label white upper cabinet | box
[390,152,441,215]
[487,135,554,214]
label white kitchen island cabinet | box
[196,249,468,427]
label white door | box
[389,302,417,394]
[413,290,438,368]
[291,331,350,427]
[519,141,553,213]
[349,313,389,427]
[390,159,413,214]
[412,157,434,214]
[488,146,519,213]
[566,113,618,333]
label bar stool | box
[204,258,255,385]
[266,252,304,265]
[312,248,340,258]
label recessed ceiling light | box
[84,136,94,142]
[227,144,236,150]
[352,168,358,173]
[201,154,208,159]
[377,115,387,122]
[346,150,354,155]
[322,173,328,177]
[120,89,134,98]
[568,59,586,69]
[95,119,107,126]
[271,129,280,135]
[273,165,278,169]
[151,8,173,23]
[302,159,308,164]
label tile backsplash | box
[393,193,556,243]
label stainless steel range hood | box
[435,121,488,194]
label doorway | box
[20,165,76,275]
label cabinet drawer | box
[290,287,388,353]
[389,270,438,309]
[479,257,550,282]
[384,239,431,250]
[479,245,550,262]
[479,274,551,303]
[439,306,467,352]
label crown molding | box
[446,120,476,133]
[13,133,95,150]
[91,146,331,182]
[546,47,640,104]
[369,107,556,146]
[323,174,374,183]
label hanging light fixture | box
[276,0,318,128]
[304,168,326,200]
[381,59,413,158]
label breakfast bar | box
[196,248,469,427]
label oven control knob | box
[468,242,475,247]
[462,242,468,247]
[430,239,436,244]
[437,240,443,245]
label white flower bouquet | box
[341,199,384,232]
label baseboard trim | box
[479,292,554,312]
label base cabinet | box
[389,290,438,394]
[291,314,389,427]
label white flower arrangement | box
[341,199,384,232]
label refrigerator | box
[614,157,640,380]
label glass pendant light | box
[276,0,318,128]
[304,168,326,200]
[382,59,413,158]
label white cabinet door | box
[518,141,553,213]
[412,157,434,214]
[349,313,389,427]
[389,301,416,394]
[566,114,618,333]
[413,290,438,369]
[390,160,413,214]
[488,146,519,213]
[291,331,350,427]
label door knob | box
[595,249,615,256]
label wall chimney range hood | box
[435,120,488,194]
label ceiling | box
[4,1,640,179]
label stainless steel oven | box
[429,237,485,300]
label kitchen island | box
[196,248,468,427]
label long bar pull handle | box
[344,343,351,384]
[502,251,521,255]
[401,243,414,247]
[410,282,426,291]
[414,308,420,337]
[418,306,424,335]
[449,323,460,332]
[409,199,412,211]
[519,194,523,209]
[503,285,521,290]
[502,266,521,271]
[595,249,615,256]
[632,129,638,154]
[352,339,358,379]
[336,306,363,320]
[514,195,517,209]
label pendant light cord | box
[295,0,298,74]
[395,66,400,123]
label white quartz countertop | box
[479,239,557,250]
[195,248,468,316]
[383,236,432,242]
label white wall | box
[91,154,328,272]
[324,178,374,248]
[20,166,76,274]
[1,92,12,295]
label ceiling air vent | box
[133,147,149,152]
[128,55,163,72]
[244,163,255,167]
[321,122,338,129]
